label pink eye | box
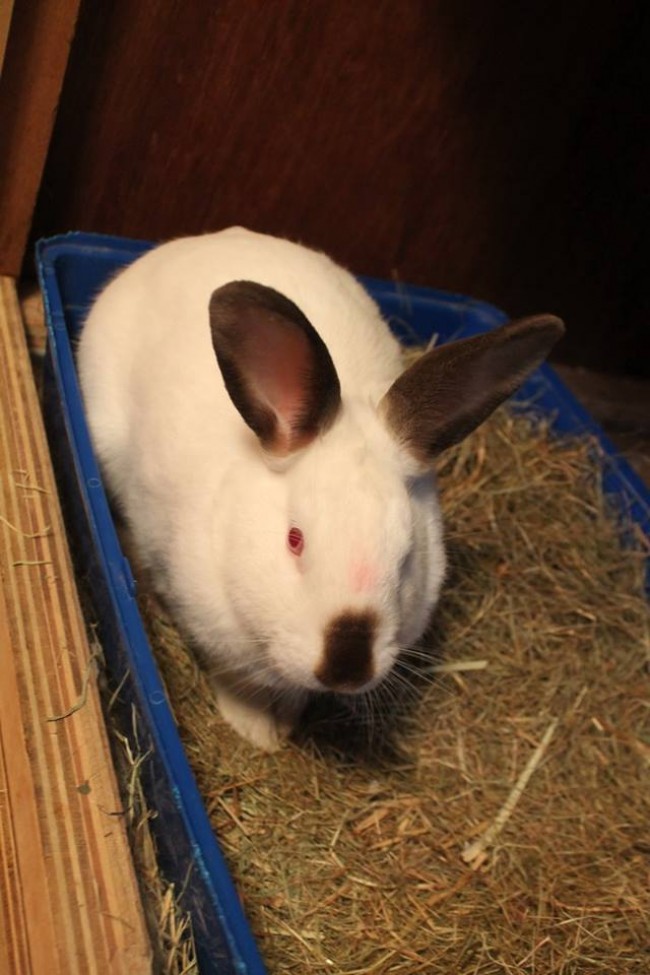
[287,526,304,556]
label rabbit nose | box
[315,609,377,691]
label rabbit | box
[77,226,564,750]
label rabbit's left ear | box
[379,315,564,467]
[210,280,341,456]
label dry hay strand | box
[138,406,649,975]
[110,704,198,975]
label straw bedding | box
[136,406,649,975]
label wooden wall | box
[30,0,650,376]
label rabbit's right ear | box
[380,314,564,468]
[209,281,341,456]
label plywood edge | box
[0,277,153,974]
[0,0,15,71]
[0,0,81,274]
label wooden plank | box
[0,277,152,974]
[0,0,15,72]
[0,0,81,275]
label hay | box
[111,706,198,975]
[138,406,649,975]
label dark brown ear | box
[209,281,341,456]
[380,314,565,466]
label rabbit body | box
[78,228,444,748]
[79,227,564,749]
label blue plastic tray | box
[37,232,650,974]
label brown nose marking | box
[316,610,377,691]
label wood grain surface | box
[30,0,650,376]
[0,277,152,975]
[0,0,81,276]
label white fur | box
[78,227,446,749]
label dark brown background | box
[30,0,650,376]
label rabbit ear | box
[380,315,565,467]
[209,281,341,456]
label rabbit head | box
[207,279,564,702]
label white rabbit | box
[78,227,564,750]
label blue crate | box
[36,232,650,973]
